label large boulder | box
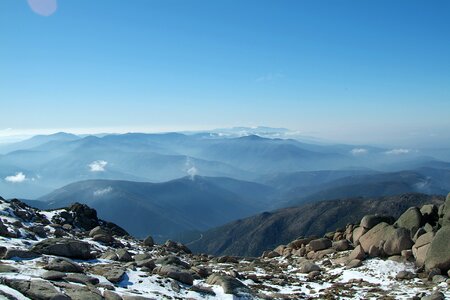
[359,222,396,253]
[307,238,332,252]
[395,207,422,236]
[348,245,365,261]
[3,249,40,260]
[31,238,93,259]
[352,226,367,245]
[153,265,193,285]
[383,227,414,256]
[412,232,435,267]
[45,257,83,273]
[441,193,450,227]
[1,278,69,300]
[424,226,450,272]
[206,273,251,295]
[360,215,394,230]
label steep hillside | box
[189,193,445,257]
[36,176,276,240]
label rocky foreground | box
[0,195,448,300]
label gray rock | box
[0,264,19,273]
[104,268,126,283]
[205,273,251,295]
[395,207,422,236]
[104,290,123,300]
[360,215,394,229]
[89,226,108,237]
[332,240,352,251]
[64,273,99,285]
[155,255,190,269]
[396,270,416,280]
[307,238,332,251]
[359,223,396,252]
[45,257,83,273]
[345,259,362,269]
[432,275,447,284]
[31,238,93,259]
[348,245,365,261]
[101,251,118,261]
[144,236,154,247]
[3,248,40,260]
[116,249,133,262]
[153,265,194,285]
[297,261,321,273]
[441,193,450,227]
[0,219,12,237]
[424,226,450,272]
[352,226,367,245]
[93,234,114,244]
[421,291,445,300]
[133,253,152,261]
[31,226,47,238]
[383,227,414,256]
[135,258,156,270]
[41,271,66,281]
[54,282,103,300]
[2,278,70,300]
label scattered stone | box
[31,238,93,259]
[143,236,154,247]
[103,290,123,300]
[116,249,133,262]
[0,264,19,273]
[45,257,83,273]
[64,273,100,285]
[298,261,321,273]
[153,265,194,285]
[345,259,362,269]
[396,270,416,280]
[205,273,251,295]
[41,271,66,281]
[3,248,40,260]
[421,291,445,300]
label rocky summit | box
[0,195,449,300]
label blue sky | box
[1,0,449,146]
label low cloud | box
[5,172,27,183]
[350,148,368,155]
[89,160,108,172]
[93,186,113,196]
[185,157,198,180]
[385,149,411,155]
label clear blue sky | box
[1,0,449,146]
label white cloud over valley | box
[89,160,108,172]
[4,172,27,183]
[385,149,411,155]
[350,148,368,155]
[93,186,113,196]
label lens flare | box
[27,0,57,17]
